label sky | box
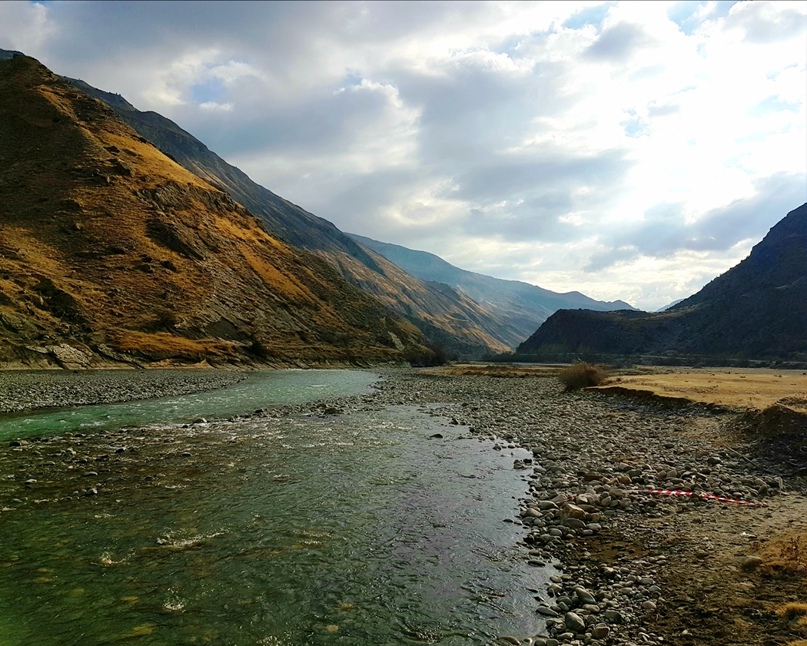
[1,1,805,310]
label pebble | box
[0,370,246,414]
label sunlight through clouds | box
[2,0,804,310]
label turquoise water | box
[0,370,378,441]
[0,371,547,644]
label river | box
[0,369,549,644]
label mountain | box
[516,203,807,364]
[63,76,511,357]
[350,233,634,345]
[0,53,425,368]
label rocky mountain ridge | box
[63,75,512,356]
[0,53,425,368]
[516,203,807,365]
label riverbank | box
[368,368,807,645]
[2,366,805,644]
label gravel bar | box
[0,369,247,413]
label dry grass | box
[777,601,807,644]
[597,368,807,412]
[759,533,807,577]
[106,331,237,360]
[0,55,417,366]
[777,602,807,619]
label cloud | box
[0,0,805,312]
[586,172,807,271]
[585,21,654,62]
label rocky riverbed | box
[368,369,807,645]
[2,366,805,645]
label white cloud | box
[0,0,805,312]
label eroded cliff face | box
[0,54,419,368]
[517,203,807,364]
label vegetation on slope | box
[0,54,428,368]
[65,75,511,358]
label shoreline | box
[369,368,807,645]
[2,366,805,644]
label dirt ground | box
[593,367,807,645]
[593,412,807,646]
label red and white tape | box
[630,488,766,507]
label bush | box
[557,362,607,391]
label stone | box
[575,587,596,605]
[564,611,586,632]
[591,623,610,639]
[563,503,588,520]
[740,555,764,571]
[536,605,559,618]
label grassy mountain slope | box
[350,233,635,344]
[63,76,511,356]
[0,53,419,368]
[516,203,807,364]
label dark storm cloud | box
[41,1,490,74]
[462,194,576,241]
[178,80,402,158]
[302,167,426,235]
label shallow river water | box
[0,370,548,644]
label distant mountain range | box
[350,234,634,345]
[62,71,637,357]
[517,203,807,365]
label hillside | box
[516,203,807,364]
[350,233,634,343]
[0,53,423,368]
[64,76,511,356]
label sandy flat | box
[599,367,807,412]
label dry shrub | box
[557,362,607,391]
[760,533,807,576]
[778,602,807,643]
[778,602,807,620]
